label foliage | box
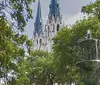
[52,27,81,84]
[0,0,35,31]
[0,0,35,84]
[0,16,33,85]
[1,0,100,85]
[52,16,100,85]
[81,0,100,20]
[27,50,55,85]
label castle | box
[33,0,63,51]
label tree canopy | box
[52,0,100,83]
[0,16,33,85]
[1,0,100,85]
[0,0,35,84]
[0,0,35,31]
[26,50,55,85]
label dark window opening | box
[53,24,55,32]
[37,40,38,44]
[48,26,49,37]
[40,39,42,44]
[57,24,60,31]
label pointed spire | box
[49,0,61,23]
[34,0,43,37]
[36,0,42,22]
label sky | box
[25,0,96,38]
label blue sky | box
[25,0,96,38]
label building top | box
[34,0,43,37]
[48,0,62,23]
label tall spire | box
[49,0,61,23]
[34,0,43,37]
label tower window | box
[53,24,55,32]
[48,26,49,37]
[40,22,42,25]
[57,24,60,31]
[37,40,38,44]
[40,39,42,44]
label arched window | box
[57,24,60,31]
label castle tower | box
[33,0,43,50]
[44,0,62,51]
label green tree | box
[0,0,35,84]
[52,27,81,85]
[0,0,35,31]
[52,16,100,85]
[27,50,55,85]
[0,16,33,85]
[52,0,100,84]
[82,0,100,20]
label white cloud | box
[63,12,87,26]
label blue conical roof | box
[34,0,43,36]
